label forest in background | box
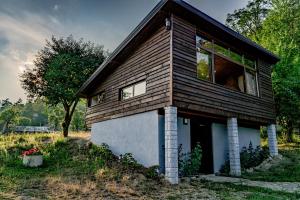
[0,98,86,133]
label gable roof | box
[78,0,279,96]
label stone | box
[23,155,43,167]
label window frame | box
[88,90,105,107]
[120,80,147,101]
[196,34,259,97]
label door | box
[191,119,213,174]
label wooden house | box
[78,0,279,184]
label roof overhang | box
[78,0,279,97]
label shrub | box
[178,143,202,177]
[119,153,142,169]
[144,165,160,179]
[220,142,269,175]
[88,143,115,162]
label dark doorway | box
[190,119,213,174]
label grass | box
[242,141,300,182]
[1,132,300,199]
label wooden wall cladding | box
[172,15,276,124]
[85,26,171,127]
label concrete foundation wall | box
[91,111,160,167]
[212,123,261,173]
[177,118,191,155]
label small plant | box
[144,165,160,179]
[119,153,142,169]
[178,143,202,177]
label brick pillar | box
[227,117,241,176]
[164,106,178,184]
[267,124,278,156]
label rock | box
[23,155,43,167]
[181,177,191,183]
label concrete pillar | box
[227,117,241,176]
[267,124,278,156]
[164,106,178,184]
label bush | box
[178,143,202,177]
[240,142,269,169]
[144,165,160,179]
[119,153,142,169]
[220,142,269,175]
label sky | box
[0,0,248,102]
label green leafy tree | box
[0,99,23,133]
[70,99,86,132]
[227,0,300,142]
[47,104,65,131]
[21,35,106,137]
[226,0,270,41]
[259,0,300,142]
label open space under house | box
[78,0,279,184]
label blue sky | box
[0,0,248,102]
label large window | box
[120,81,146,100]
[196,35,258,96]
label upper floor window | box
[120,81,146,100]
[88,91,105,107]
[196,35,258,96]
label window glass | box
[196,35,213,50]
[214,43,230,57]
[197,49,212,81]
[88,91,105,107]
[120,81,146,100]
[121,86,133,100]
[244,57,256,69]
[214,55,245,92]
[245,69,258,96]
[134,81,146,96]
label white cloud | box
[53,4,60,11]
[0,11,63,101]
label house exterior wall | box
[212,123,260,173]
[177,117,191,155]
[85,24,171,127]
[91,110,161,167]
[172,15,276,125]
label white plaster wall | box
[212,123,261,173]
[177,117,191,155]
[238,127,261,149]
[91,111,160,167]
[212,123,228,173]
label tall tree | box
[21,35,106,137]
[259,0,300,141]
[227,0,300,142]
[226,0,270,41]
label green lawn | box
[1,133,300,199]
[242,143,300,182]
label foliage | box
[0,99,23,133]
[220,143,269,174]
[144,165,160,179]
[178,143,202,177]
[119,153,142,170]
[240,142,269,170]
[226,0,271,41]
[20,35,106,137]
[227,0,300,142]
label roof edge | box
[77,0,168,96]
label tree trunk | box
[286,121,294,143]
[62,99,79,137]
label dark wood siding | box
[172,15,276,124]
[85,25,171,127]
